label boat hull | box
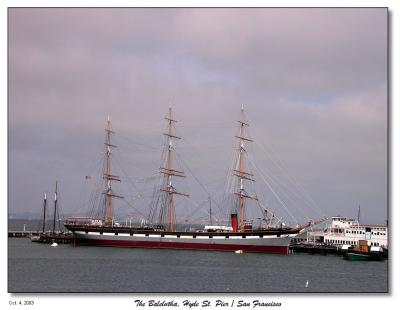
[70,230,294,254]
[345,252,384,261]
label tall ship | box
[64,107,315,254]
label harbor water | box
[8,238,388,293]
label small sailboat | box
[30,193,47,242]
[32,181,65,244]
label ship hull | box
[69,229,295,254]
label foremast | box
[160,108,189,231]
[103,117,123,226]
[233,105,258,232]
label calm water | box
[8,238,388,293]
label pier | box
[8,230,73,244]
[8,231,39,238]
[290,243,345,255]
[290,242,388,258]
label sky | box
[8,8,387,225]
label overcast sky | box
[9,8,387,225]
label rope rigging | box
[69,107,323,230]
[247,153,299,224]
[245,113,325,218]
[245,143,307,221]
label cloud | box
[8,8,387,224]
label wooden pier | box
[8,231,39,238]
[290,243,347,256]
[290,243,388,259]
[8,230,73,244]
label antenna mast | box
[160,108,189,231]
[233,105,257,232]
[103,117,123,226]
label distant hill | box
[8,212,41,220]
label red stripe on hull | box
[73,238,289,254]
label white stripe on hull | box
[73,231,294,247]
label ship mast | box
[42,193,47,233]
[160,108,189,231]
[52,181,58,234]
[103,117,123,226]
[208,196,212,226]
[233,105,257,232]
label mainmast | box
[103,117,123,226]
[233,105,257,232]
[160,108,189,231]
